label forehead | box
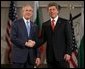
[48,6,57,9]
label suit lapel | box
[21,18,28,38]
[21,19,34,39]
[29,21,34,39]
[47,18,62,32]
[48,20,54,31]
[47,20,56,32]
[54,17,62,31]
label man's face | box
[22,6,33,20]
[48,6,59,18]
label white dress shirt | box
[51,15,59,26]
[23,17,30,37]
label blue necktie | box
[26,21,30,37]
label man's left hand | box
[35,58,41,66]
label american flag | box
[69,13,78,68]
[5,1,18,63]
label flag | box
[78,36,84,68]
[78,8,84,68]
[5,1,18,63]
[33,1,42,34]
[69,13,78,68]
[33,1,46,64]
[33,1,44,54]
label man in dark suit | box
[39,2,73,68]
[10,4,41,68]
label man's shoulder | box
[31,21,37,27]
[12,18,23,27]
[44,19,50,23]
[43,19,50,25]
[14,18,23,23]
[13,18,23,25]
[59,17,68,22]
[58,17,69,24]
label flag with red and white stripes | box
[68,13,78,68]
[69,50,78,68]
[69,8,84,68]
[5,1,18,63]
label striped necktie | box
[51,19,55,31]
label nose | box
[50,9,54,12]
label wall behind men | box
[1,1,84,64]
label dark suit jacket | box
[40,17,73,62]
[10,18,39,64]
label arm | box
[32,24,46,48]
[64,20,73,55]
[64,20,73,61]
[32,26,41,65]
[36,24,47,48]
[10,21,27,48]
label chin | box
[26,17,30,20]
[51,17,55,18]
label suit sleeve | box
[41,24,47,43]
[30,24,40,57]
[35,48,40,58]
[33,24,47,58]
[38,23,47,46]
[33,23,46,48]
[10,21,27,48]
[64,20,73,55]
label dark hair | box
[48,2,61,11]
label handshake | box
[25,40,36,48]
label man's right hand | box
[25,40,36,47]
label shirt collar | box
[51,15,58,24]
[23,17,30,23]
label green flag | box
[78,36,84,68]
[33,1,43,35]
[78,8,84,68]
[33,1,46,65]
[34,1,43,50]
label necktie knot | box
[52,19,55,23]
[26,21,30,27]
[26,21,29,24]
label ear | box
[57,10,59,14]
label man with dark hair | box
[39,2,73,68]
